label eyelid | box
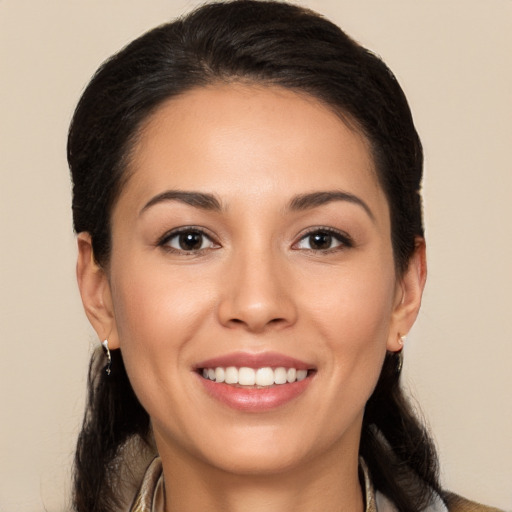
[157,225,220,252]
[292,226,354,251]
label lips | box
[195,352,315,412]
[196,351,312,370]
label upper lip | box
[195,351,314,371]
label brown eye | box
[162,229,217,253]
[177,231,204,251]
[308,232,333,250]
[295,228,352,252]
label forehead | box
[120,83,387,217]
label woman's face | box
[91,84,420,476]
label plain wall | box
[0,0,510,510]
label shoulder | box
[444,492,505,512]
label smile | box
[195,353,315,411]
[201,366,309,387]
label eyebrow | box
[288,191,375,221]
[140,189,374,221]
[140,190,222,216]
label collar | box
[130,456,445,512]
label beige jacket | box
[130,457,503,512]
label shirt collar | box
[132,456,389,512]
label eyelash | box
[293,227,354,253]
[157,226,353,255]
[157,226,219,255]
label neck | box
[156,434,365,512]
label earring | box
[396,351,404,374]
[396,334,406,373]
[101,339,112,376]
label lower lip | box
[197,373,313,412]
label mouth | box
[194,352,316,411]
[198,366,313,388]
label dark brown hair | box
[68,2,440,511]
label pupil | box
[310,233,332,250]
[179,232,202,250]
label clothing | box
[443,494,504,512]
[130,457,503,512]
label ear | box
[387,238,427,352]
[76,233,120,349]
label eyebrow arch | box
[288,191,375,222]
[140,190,222,216]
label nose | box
[217,247,297,333]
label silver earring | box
[396,334,406,373]
[101,339,112,376]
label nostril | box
[269,317,286,324]
[227,316,287,329]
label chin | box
[203,446,309,477]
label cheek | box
[112,257,210,339]
[317,288,392,389]
[109,261,215,401]
[306,257,396,345]
[304,259,396,397]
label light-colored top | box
[130,456,498,512]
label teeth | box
[286,368,296,383]
[201,366,310,386]
[274,367,287,384]
[225,366,238,384]
[215,367,225,383]
[239,367,256,385]
[256,367,274,386]
[296,369,307,381]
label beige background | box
[1,0,511,510]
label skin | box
[77,84,426,512]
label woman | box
[68,1,502,511]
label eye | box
[159,228,218,253]
[294,228,352,252]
